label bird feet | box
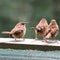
[42,38,48,42]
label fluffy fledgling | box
[33,18,48,39]
[43,19,59,41]
[2,22,28,40]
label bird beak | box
[31,27,37,30]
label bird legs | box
[35,30,38,40]
[42,33,51,42]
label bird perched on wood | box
[32,18,48,39]
[2,22,28,40]
[43,19,59,42]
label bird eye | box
[21,23,24,25]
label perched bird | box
[43,19,59,42]
[2,22,28,40]
[33,18,48,39]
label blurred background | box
[0,0,60,39]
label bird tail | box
[2,31,11,34]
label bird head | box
[50,19,57,25]
[15,21,29,27]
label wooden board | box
[0,38,60,51]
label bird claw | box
[42,40,47,42]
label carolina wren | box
[44,19,59,41]
[2,22,28,40]
[33,18,48,39]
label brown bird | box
[33,18,48,39]
[43,19,59,42]
[2,22,28,40]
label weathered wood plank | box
[0,38,60,51]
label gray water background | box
[0,49,60,60]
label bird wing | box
[36,18,48,30]
[48,19,59,35]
